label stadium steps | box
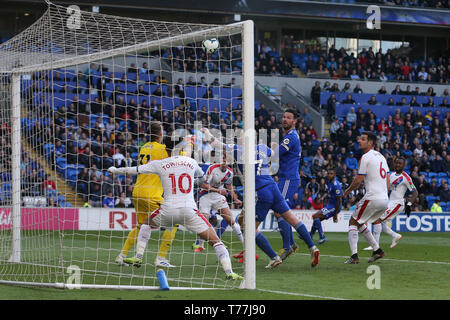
[21,140,85,207]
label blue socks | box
[310,224,316,237]
[295,222,315,249]
[313,218,325,239]
[256,232,277,259]
[277,217,294,250]
[216,219,228,239]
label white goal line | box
[296,253,450,266]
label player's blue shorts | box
[321,205,339,219]
[255,183,290,222]
[277,178,300,209]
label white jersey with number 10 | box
[136,155,204,209]
[357,149,390,200]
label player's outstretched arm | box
[202,128,225,149]
[108,160,159,176]
[108,166,138,176]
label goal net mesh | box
[0,3,253,289]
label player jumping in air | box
[202,127,320,269]
[364,156,418,250]
[115,121,177,268]
[310,167,343,244]
[108,137,243,281]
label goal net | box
[0,2,255,290]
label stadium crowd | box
[15,46,450,211]
[298,45,449,84]
[307,79,450,212]
[361,0,450,8]
[158,36,449,86]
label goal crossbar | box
[1,4,246,74]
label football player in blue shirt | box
[272,109,302,260]
[310,167,342,244]
[202,128,320,269]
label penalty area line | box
[256,288,347,300]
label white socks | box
[372,223,382,244]
[382,221,400,238]
[136,224,151,259]
[232,223,244,244]
[349,224,380,255]
[213,242,232,274]
[372,222,400,246]
[359,224,379,251]
[348,225,359,255]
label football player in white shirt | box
[192,152,244,252]
[108,137,243,281]
[342,131,390,264]
[364,157,418,250]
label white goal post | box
[0,2,255,290]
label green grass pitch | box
[0,231,449,300]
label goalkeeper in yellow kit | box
[115,121,178,268]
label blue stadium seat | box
[66,119,76,126]
[426,195,437,205]
[185,86,197,99]
[231,88,242,98]
[303,157,313,165]
[219,87,231,99]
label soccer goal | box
[0,2,255,290]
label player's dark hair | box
[149,121,162,142]
[284,108,298,119]
[362,131,377,145]
[396,156,406,164]
[163,136,175,155]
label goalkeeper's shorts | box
[133,197,161,225]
